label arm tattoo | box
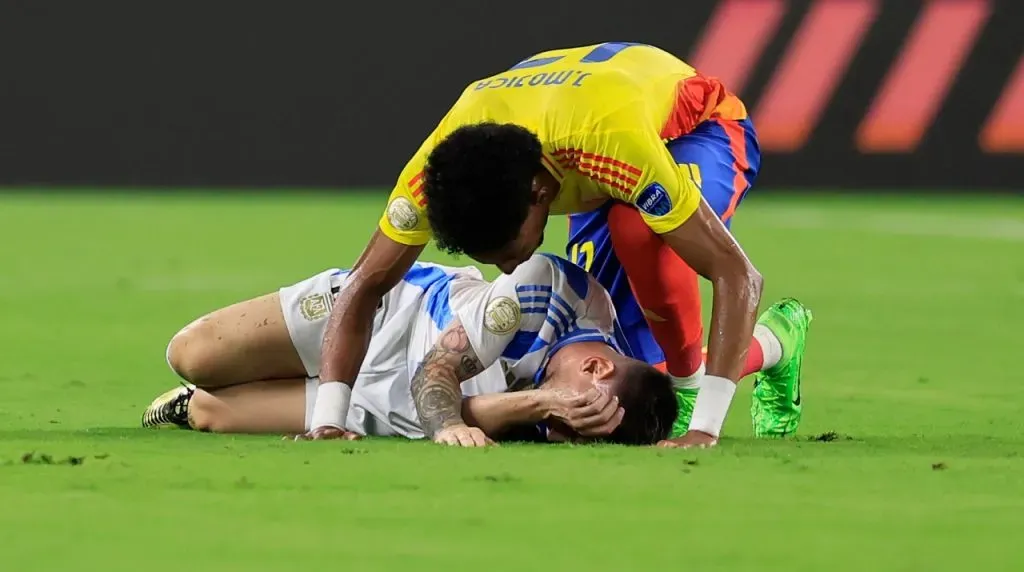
[410,323,485,437]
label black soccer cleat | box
[141,385,195,429]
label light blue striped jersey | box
[448,254,633,386]
[344,254,632,439]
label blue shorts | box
[566,118,761,364]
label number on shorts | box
[569,241,596,272]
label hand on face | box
[542,386,625,438]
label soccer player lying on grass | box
[143,254,678,445]
[302,42,812,449]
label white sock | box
[754,324,784,370]
[671,362,705,390]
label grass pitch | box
[1,191,1022,571]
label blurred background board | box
[0,0,1022,189]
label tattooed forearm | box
[413,363,462,437]
[410,322,486,437]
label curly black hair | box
[607,362,679,445]
[424,122,543,256]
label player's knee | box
[165,318,223,387]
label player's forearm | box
[462,391,548,438]
[706,262,762,380]
[660,201,763,382]
[411,367,464,436]
[320,230,424,385]
[308,282,382,431]
[319,279,382,384]
[683,260,760,440]
[410,322,485,437]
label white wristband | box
[309,381,352,430]
[687,375,737,438]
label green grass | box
[1,191,1022,571]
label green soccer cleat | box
[142,385,195,429]
[669,388,698,439]
[751,298,813,437]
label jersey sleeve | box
[450,256,557,366]
[377,140,435,246]
[576,126,701,234]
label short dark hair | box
[424,122,543,256]
[607,362,678,445]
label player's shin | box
[188,379,310,434]
[607,204,712,437]
[607,204,706,379]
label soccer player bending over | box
[144,255,677,445]
[302,42,811,447]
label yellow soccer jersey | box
[379,42,747,246]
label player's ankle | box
[185,391,216,432]
[670,363,705,390]
[754,324,784,371]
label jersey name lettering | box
[474,71,590,90]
